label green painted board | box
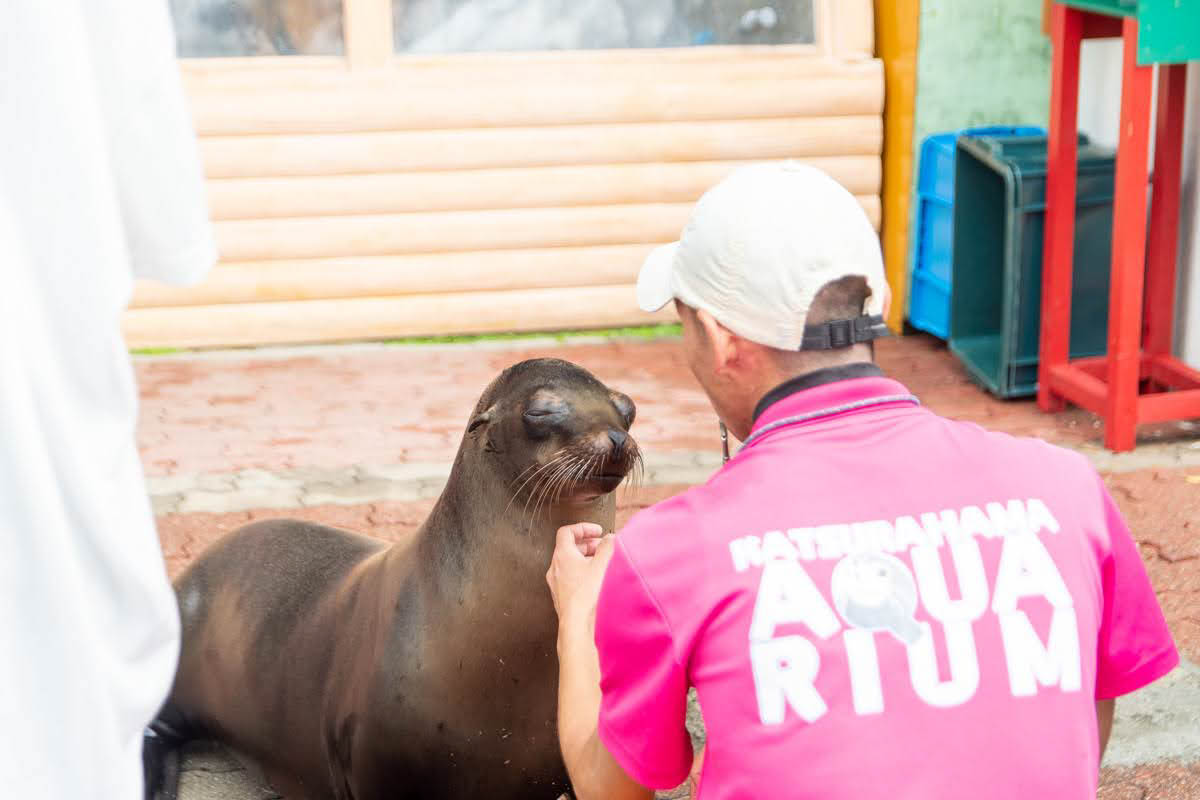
[1137,0,1200,64]
[1059,0,1137,16]
[1058,0,1200,63]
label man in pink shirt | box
[545,163,1178,800]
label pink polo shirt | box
[595,373,1178,799]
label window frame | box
[174,0,871,70]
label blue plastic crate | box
[910,270,951,338]
[908,125,1045,339]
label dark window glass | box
[171,0,345,57]
[392,1,815,54]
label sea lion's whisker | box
[551,451,592,510]
[579,453,600,489]
[512,450,563,487]
[524,454,579,526]
[546,456,578,507]
[558,454,594,504]
[507,451,569,516]
[521,463,559,522]
[510,450,565,497]
[539,455,579,514]
[629,448,645,493]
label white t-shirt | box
[0,2,215,797]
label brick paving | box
[136,333,1200,799]
[135,334,1200,478]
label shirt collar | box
[747,366,917,444]
[752,363,885,422]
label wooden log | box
[832,0,876,59]
[122,284,675,349]
[874,0,919,332]
[206,157,882,220]
[211,197,880,262]
[342,0,392,70]
[859,194,882,230]
[188,73,884,135]
[198,116,883,179]
[130,245,655,308]
[180,47,866,93]
[214,204,689,261]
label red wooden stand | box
[1038,5,1200,452]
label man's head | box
[636,163,889,440]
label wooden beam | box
[1148,354,1200,391]
[210,197,881,263]
[188,72,885,135]
[1138,389,1200,425]
[1038,4,1083,413]
[122,285,676,349]
[131,245,657,308]
[873,0,919,332]
[198,116,884,179]
[1103,18,1155,453]
[213,204,690,262]
[206,157,882,220]
[1142,64,1188,356]
[834,0,876,60]
[342,0,393,70]
[181,47,871,92]
[1046,363,1106,415]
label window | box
[171,0,345,57]
[391,0,815,54]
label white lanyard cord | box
[735,393,921,455]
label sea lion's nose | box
[607,429,628,451]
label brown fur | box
[153,359,639,800]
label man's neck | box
[752,361,883,423]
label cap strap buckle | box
[801,314,890,351]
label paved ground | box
[137,332,1200,799]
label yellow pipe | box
[874,0,920,332]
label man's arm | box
[548,523,693,799]
[1097,698,1115,760]
[556,593,653,800]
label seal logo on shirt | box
[831,552,924,645]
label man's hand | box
[546,523,616,623]
[547,523,652,800]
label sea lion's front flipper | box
[142,725,182,800]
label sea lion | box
[146,358,640,800]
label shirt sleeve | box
[81,0,217,287]
[595,537,693,790]
[1093,475,1179,699]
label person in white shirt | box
[0,2,215,797]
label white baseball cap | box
[636,161,889,351]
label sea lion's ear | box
[467,406,495,434]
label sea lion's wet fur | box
[151,359,639,800]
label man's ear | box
[695,308,737,374]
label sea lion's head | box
[465,358,640,512]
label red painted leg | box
[1038,5,1083,413]
[1103,19,1154,453]
[1143,64,1188,359]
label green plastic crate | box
[948,134,1115,399]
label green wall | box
[909,0,1053,271]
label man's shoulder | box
[934,411,1095,474]
[616,482,730,580]
[620,487,704,546]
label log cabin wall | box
[126,0,883,349]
